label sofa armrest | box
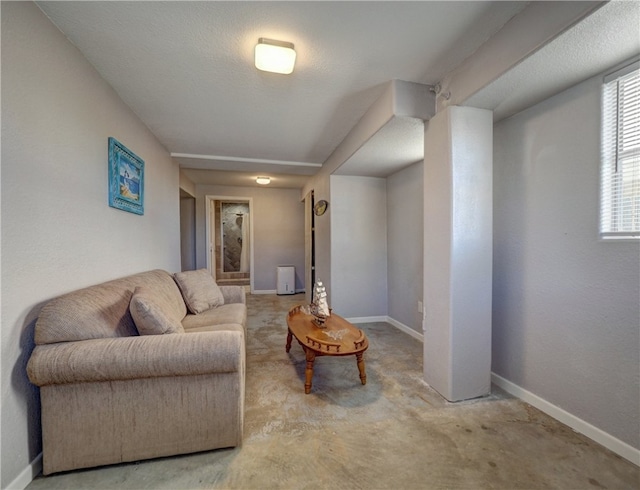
[220,285,246,305]
[27,330,244,387]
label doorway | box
[304,190,316,303]
[205,196,253,289]
[179,190,196,271]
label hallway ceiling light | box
[255,38,296,75]
[256,176,271,185]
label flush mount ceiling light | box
[255,38,296,74]
[256,176,271,185]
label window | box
[600,61,640,239]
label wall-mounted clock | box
[314,200,328,216]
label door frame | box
[304,190,315,303]
[205,195,255,293]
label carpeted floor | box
[28,293,639,489]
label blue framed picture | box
[108,137,144,215]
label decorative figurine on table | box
[310,280,331,327]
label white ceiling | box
[334,116,425,177]
[468,0,640,121]
[37,1,639,189]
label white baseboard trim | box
[491,373,640,466]
[251,289,304,295]
[346,315,387,324]
[386,317,424,342]
[7,452,42,490]
[347,315,424,342]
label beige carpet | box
[28,293,639,489]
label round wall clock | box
[314,200,328,216]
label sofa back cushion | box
[173,269,225,314]
[130,286,185,335]
[35,270,187,345]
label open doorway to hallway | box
[206,196,253,289]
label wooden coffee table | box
[286,305,368,394]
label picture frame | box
[108,137,144,215]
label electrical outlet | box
[418,301,423,313]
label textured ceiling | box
[37,1,525,183]
[468,0,640,121]
[180,169,310,189]
[36,1,639,187]
[335,116,425,177]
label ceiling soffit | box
[333,80,434,178]
[466,0,640,121]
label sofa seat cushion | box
[174,269,225,314]
[183,323,245,334]
[27,331,244,386]
[182,303,247,332]
[130,287,185,335]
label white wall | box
[301,82,431,305]
[180,197,197,271]
[493,72,640,449]
[330,176,388,318]
[387,162,423,332]
[423,106,493,402]
[179,169,196,197]
[302,174,332,303]
[1,3,181,487]
[194,185,305,292]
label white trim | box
[346,316,388,324]
[251,290,304,295]
[491,373,640,466]
[172,153,322,169]
[347,315,424,342]
[386,317,424,342]
[7,452,42,490]
[205,196,255,293]
[603,58,639,83]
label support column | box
[423,106,493,402]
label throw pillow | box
[130,286,185,335]
[173,269,225,314]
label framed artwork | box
[108,137,144,215]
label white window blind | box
[600,61,640,239]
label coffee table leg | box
[304,349,316,394]
[286,329,293,353]
[356,353,366,385]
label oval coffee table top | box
[286,305,368,356]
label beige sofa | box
[27,269,247,475]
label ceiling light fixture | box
[255,38,296,75]
[256,176,271,185]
